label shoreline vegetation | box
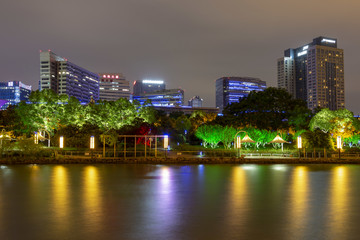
[1,156,360,165]
[2,88,360,163]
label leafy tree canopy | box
[309,108,360,139]
[222,87,311,130]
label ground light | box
[59,136,64,149]
[164,135,169,159]
[90,136,95,149]
[297,136,302,158]
[34,132,39,144]
[164,135,169,149]
[90,136,95,159]
[337,136,342,159]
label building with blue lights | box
[0,81,31,110]
[133,80,165,95]
[39,50,100,103]
[216,77,266,112]
[133,89,184,106]
[277,36,344,110]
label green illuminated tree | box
[89,98,155,131]
[62,96,89,127]
[16,89,68,136]
[309,108,360,140]
[220,126,237,149]
[344,134,360,148]
[195,124,223,148]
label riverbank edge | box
[1,157,360,164]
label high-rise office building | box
[133,80,165,95]
[0,81,31,110]
[98,73,130,101]
[39,50,100,102]
[188,96,203,108]
[216,77,266,112]
[277,36,344,110]
[133,89,184,106]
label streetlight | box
[234,130,247,158]
[297,136,302,158]
[337,136,342,159]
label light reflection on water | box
[82,166,102,233]
[328,166,349,239]
[52,165,70,232]
[288,166,309,239]
[0,164,359,239]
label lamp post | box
[337,136,342,159]
[234,130,247,158]
[236,135,241,157]
[297,136,302,158]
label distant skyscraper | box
[133,79,165,95]
[0,81,31,110]
[277,36,345,110]
[98,73,130,101]
[188,96,203,108]
[133,89,184,106]
[39,50,99,102]
[216,77,266,112]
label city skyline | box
[1,0,359,112]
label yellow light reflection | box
[288,166,309,239]
[83,166,102,231]
[52,166,69,230]
[328,166,349,237]
[226,166,247,229]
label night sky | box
[1,0,359,112]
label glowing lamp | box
[337,136,342,149]
[34,132,39,144]
[164,135,169,149]
[236,136,241,149]
[90,136,95,149]
[59,136,64,149]
[297,136,302,149]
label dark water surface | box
[0,164,360,240]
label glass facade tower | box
[216,77,266,113]
[0,81,31,110]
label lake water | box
[0,164,360,240]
